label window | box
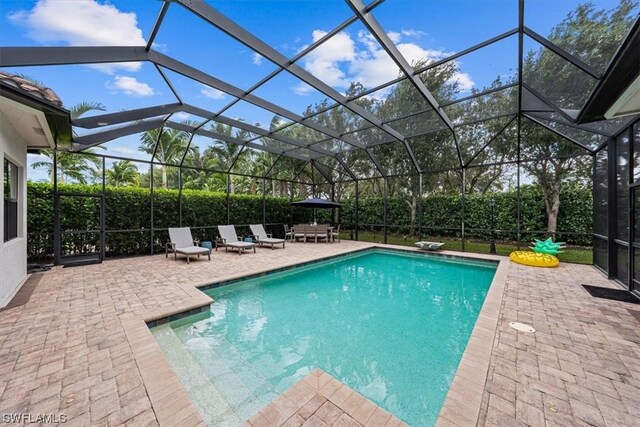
[4,158,19,242]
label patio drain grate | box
[582,285,640,304]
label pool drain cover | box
[509,322,535,333]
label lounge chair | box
[166,227,211,264]
[250,224,285,249]
[217,225,256,255]
[415,241,444,251]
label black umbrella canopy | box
[290,198,341,208]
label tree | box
[139,124,195,189]
[106,160,139,187]
[521,0,637,235]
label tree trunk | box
[546,181,562,239]
[162,166,168,189]
[229,176,234,194]
[408,196,417,236]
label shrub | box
[27,182,592,259]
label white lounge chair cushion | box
[227,241,254,248]
[259,237,285,244]
[169,227,196,249]
[218,225,240,243]
[176,246,210,255]
[415,241,444,250]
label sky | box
[0,0,628,181]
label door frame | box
[54,192,105,265]
[629,182,640,296]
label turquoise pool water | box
[152,249,496,426]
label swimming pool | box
[152,249,496,426]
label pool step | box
[185,332,281,421]
[155,323,285,423]
[151,325,242,426]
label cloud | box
[110,146,136,155]
[299,30,356,88]
[151,42,168,53]
[252,52,263,65]
[171,112,191,121]
[9,0,145,74]
[200,85,227,100]
[296,28,475,96]
[401,29,426,38]
[292,82,315,96]
[107,76,154,97]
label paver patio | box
[0,241,638,426]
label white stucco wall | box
[0,111,28,307]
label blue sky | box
[0,0,628,181]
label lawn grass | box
[344,231,593,265]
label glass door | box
[54,192,104,266]
[629,184,640,295]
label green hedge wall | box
[27,182,592,259]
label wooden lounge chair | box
[166,227,211,264]
[250,224,285,249]
[217,225,256,255]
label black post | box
[150,164,154,255]
[489,198,497,254]
[101,157,106,261]
[383,178,388,244]
[355,180,359,241]
[290,181,294,226]
[178,167,182,226]
[331,183,336,226]
[226,173,230,225]
[262,178,266,226]
[607,137,616,279]
[53,149,60,265]
[418,174,423,240]
[461,168,466,252]
[516,0,524,250]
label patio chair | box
[313,225,329,243]
[284,224,294,242]
[250,224,286,249]
[166,227,211,264]
[293,224,308,243]
[296,225,328,243]
[217,225,256,255]
[331,224,341,243]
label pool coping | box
[134,244,507,426]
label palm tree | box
[106,160,139,187]
[139,123,195,188]
[31,101,106,184]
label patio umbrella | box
[290,198,342,208]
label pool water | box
[152,249,496,426]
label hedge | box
[27,182,592,259]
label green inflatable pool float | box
[530,237,566,255]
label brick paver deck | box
[477,262,640,427]
[0,241,638,426]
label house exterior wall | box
[0,111,28,307]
